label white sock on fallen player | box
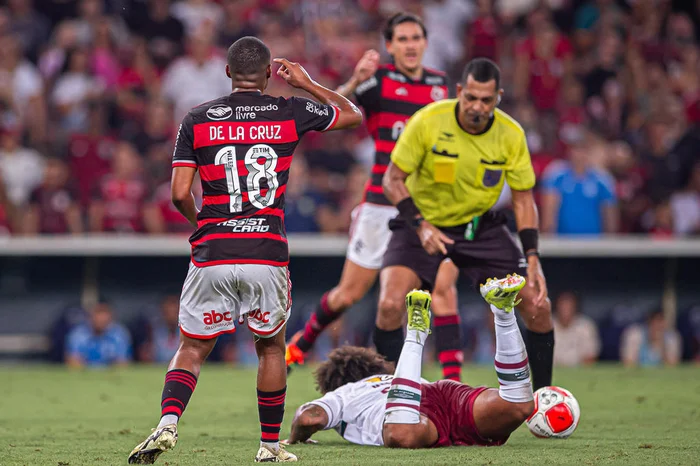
[491,304,533,403]
[384,332,426,425]
[157,415,179,429]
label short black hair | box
[383,12,427,41]
[314,346,395,394]
[461,58,501,89]
[227,36,271,76]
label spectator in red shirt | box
[67,102,117,208]
[466,0,500,61]
[0,174,12,235]
[24,157,82,235]
[514,11,573,112]
[143,177,201,234]
[89,141,149,233]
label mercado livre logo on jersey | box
[206,104,233,121]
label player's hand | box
[352,49,380,83]
[417,222,454,255]
[274,58,314,90]
[526,255,548,306]
[281,438,318,445]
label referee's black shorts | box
[381,211,527,291]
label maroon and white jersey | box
[355,64,448,205]
[172,91,339,267]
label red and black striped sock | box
[297,292,342,353]
[160,369,197,425]
[257,386,286,446]
[434,315,463,382]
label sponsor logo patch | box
[206,105,233,121]
[482,168,502,187]
[431,86,446,101]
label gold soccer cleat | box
[255,443,298,462]
[128,424,178,464]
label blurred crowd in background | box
[53,288,700,368]
[0,0,697,237]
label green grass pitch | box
[1,364,699,465]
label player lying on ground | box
[286,275,534,448]
[127,36,361,464]
[286,12,448,370]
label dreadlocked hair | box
[314,346,395,394]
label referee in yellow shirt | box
[379,58,554,390]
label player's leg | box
[515,281,553,391]
[375,266,422,364]
[383,290,439,449]
[472,275,534,439]
[129,263,231,464]
[288,204,394,365]
[375,222,441,364]
[243,264,297,462]
[253,328,295,462]
[466,220,554,391]
[431,259,463,381]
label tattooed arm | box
[287,404,329,444]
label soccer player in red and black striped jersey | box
[128,37,361,464]
[286,12,457,375]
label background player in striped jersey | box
[285,277,534,449]
[286,12,452,370]
[128,37,362,464]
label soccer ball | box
[526,386,580,439]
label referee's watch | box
[410,216,424,229]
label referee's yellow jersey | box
[391,99,536,228]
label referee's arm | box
[383,162,453,255]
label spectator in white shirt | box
[0,33,46,144]
[52,47,104,134]
[553,291,601,367]
[161,28,230,124]
[170,0,222,37]
[670,161,700,235]
[0,123,45,207]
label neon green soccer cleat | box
[479,274,527,312]
[405,289,432,334]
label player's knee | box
[519,297,552,331]
[333,290,360,312]
[383,425,422,449]
[377,295,404,327]
[179,337,216,361]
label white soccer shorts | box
[346,203,398,269]
[179,262,291,339]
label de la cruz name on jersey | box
[172,92,339,266]
[355,64,447,205]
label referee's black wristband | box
[518,228,539,254]
[397,197,421,221]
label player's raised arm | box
[274,58,362,130]
[286,404,329,444]
[336,49,380,98]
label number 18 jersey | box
[172,91,339,267]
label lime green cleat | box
[479,274,527,312]
[405,289,432,334]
